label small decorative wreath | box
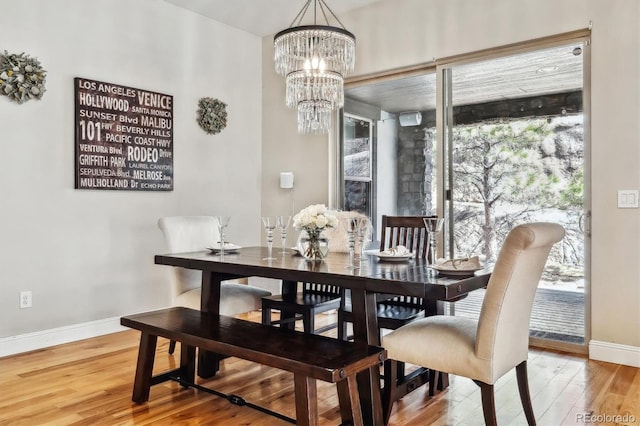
[0,50,47,104]
[196,97,227,135]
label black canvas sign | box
[74,77,173,191]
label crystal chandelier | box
[274,0,356,134]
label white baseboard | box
[0,317,126,358]
[4,320,638,368]
[589,340,640,367]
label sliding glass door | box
[339,33,591,352]
[440,40,590,350]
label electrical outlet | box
[20,291,32,309]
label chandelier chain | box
[317,1,328,26]
[289,0,348,30]
[290,0,312,28]
[318,0,348,30]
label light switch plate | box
[617,190,639,208]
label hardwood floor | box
[1,311,638,425]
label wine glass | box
[356,217,372,263]
[276,215,292,254]
[423,217,444,271]
[261,216,277,260]
[214,216,231,256]
[343,216,358,269]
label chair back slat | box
[383,295,421,307]
[379,215,435,260]
[303,282,341,297]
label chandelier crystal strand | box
[298,100,332,134]
[274,0,356,134]
[274,29,355,77]
[285,71,343,109]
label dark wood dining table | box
[155,246,490,425]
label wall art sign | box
[74,77,173,191]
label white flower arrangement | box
[293,204,338,233]
[294,204,337,261]
[196,97,227,135]
[0,51,47,104]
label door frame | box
[434,32,591,354]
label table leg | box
[180,343,196,385]
[280,280,298,330]
[424,299,445,316]
[201,271,221,314]
[198,271,223,378]
[349,288,384,425]
[350,288,380,345]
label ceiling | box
[163,1,583,114]
[345,43,584,113]
[162,0,384,37]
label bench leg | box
[294,374,318,426]
[337,374,364,426]
[337,379,352,423]
[180,343,196,385]
[382,359,397,424]
[132,332,157,403]
[352,366,384,426]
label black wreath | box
[197,97,227,135]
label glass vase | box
[298,229,330,262]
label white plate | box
[207,243,242,253]
[371,252,414,262]
[431,265,482,277]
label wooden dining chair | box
[337,215,435,342]
[261,282,342,334]
[158,216,272,354]
[261,210,368,334]
[336,214,443,397]
[379,215,431,259]
[381,222,565,425]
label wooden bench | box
[121,307,386,426]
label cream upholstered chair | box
[381,222,565,425]
[322,210,370,253]
[158,216,271,353]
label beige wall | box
[0,0,263,339]
[262,0,640,352]
[261,36,331,219]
